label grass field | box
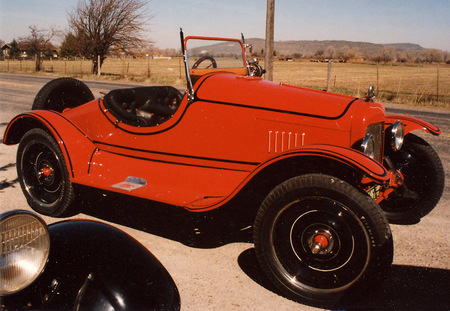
[1,57,449,108]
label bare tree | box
[423,49,444,63]
[371,46,395,64]
[68,0,152,74]
[19,26,59,71]
[325,46,336,60]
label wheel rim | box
[269,197,371,293]
[21,141,63,207]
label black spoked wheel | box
[17,128,75,217]
[254,174,393,305]
[32,77,94,112]
[192,55,217,69]
[381,133,445,224]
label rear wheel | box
[381,133,444,224]
[32,77,94,112]
[254,174,393,304]
[17,128,76,217]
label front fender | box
[3,110,96,180]
[265,144,389,183]
[2,219,180,310]
[185,145,388,211]
[386,114,442,136]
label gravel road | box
[1,73,449,310]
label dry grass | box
[272,61,450,107]
[1,58,449,107]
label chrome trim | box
[361,134,375,159]
[390,120,404,151]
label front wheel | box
[254,174,393,305]
[381,133,445,224]
[17,128,76,217]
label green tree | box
[9,39,21,59]
[60,32,80,58]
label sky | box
[1,0,449,51]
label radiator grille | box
[366,122,384,162]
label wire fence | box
[1,58,448,107]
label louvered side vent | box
[268,131,305,153]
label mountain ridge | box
[243,38,425,57]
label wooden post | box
[98,55,101,78]
[264,0,275,81]
[376,63,379,95]
[326,60,332,91]
[436,63,440,103]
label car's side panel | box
[88,149,251,206]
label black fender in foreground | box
[2,219,180,311]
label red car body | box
[3,64,440,211]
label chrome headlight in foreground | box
[360,134,375,159]
[388,120,404,151]
[0,211,50,295]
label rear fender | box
[386,114,442,136]
[3,111,96,180]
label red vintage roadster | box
[3,30,444,305]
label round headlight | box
[390,120,404,151]
[360,134,375,159]
[0,211,50,295]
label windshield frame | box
[181,34,247,101]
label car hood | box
[194,73,358,119]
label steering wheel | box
[192,55,217,69]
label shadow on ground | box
[76,187,450,311]
[77,187,254,249]
[238,248,450,311]
[0,163,18,191]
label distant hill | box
[243,38,425,58]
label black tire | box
[17,128,76,217]
[381,133,445,224]
[253,174,393,305]
[32,77,94,112]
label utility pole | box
[264,0,275,81]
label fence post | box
[98,55,101,78]
[376,63,379,95]
[326,60,332,91]
[436,63,440,103]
